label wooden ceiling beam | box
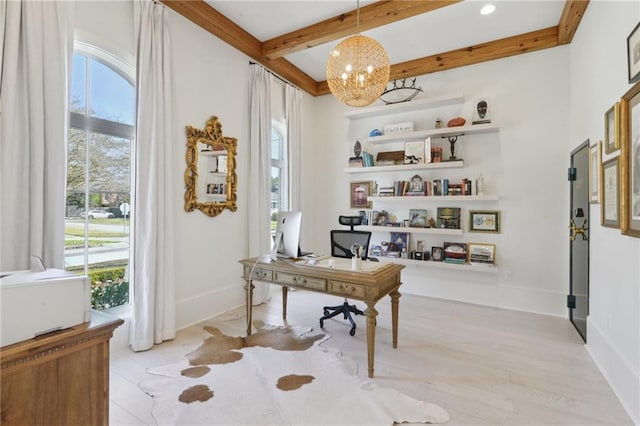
[317,27,560,96]
[557,0,589,45]
[160,0,320,95]
[262,0,461,60]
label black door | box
[568,140,590,342]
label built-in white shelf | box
[366,123,499,144]
[359,225,463,236]
[344,92,464,119]
[344,161,463,174]
[372,256,498,273]
[368,194,499,202]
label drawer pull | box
[292,277,307,286]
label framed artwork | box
[472,98,491,124]
[431,246,444,262]
[436,207,461,229]
[350,181,372,209]
[604,103,620,154]
[389,232,409,253]
[600,156,620,228]
[620,81,640,237]
[408,208,428,227]
[468,243,496,265]
[469,210,500,233]
[627,22,640,84]
[404,141,425,164]
[589,140,602,204]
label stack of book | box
[361,152,375,167]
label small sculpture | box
[435,117,443,128]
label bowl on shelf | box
[444,245,467,259]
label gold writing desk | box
[239,257,404,378]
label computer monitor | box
[271,211,302,260]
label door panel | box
[569,141,590,342]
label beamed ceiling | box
[160,0,589,97]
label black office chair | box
[319,216,374,336]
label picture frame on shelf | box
[431,246,444,262]
[389,232,409,253]
[468,243,496,265]
[627,22,640,84]
[620,81,640,237]
[416,240,425,252]
[472,98,491,124]
[350,181,372,209]
[407,174,425,195]
[404,141,425,164]
[436,207,461,229]
[600,156,620,229]
[589,140,602,204]
[604,102,620,154]
[409,208,428,227]
[469,210,500,233]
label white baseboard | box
[587,317,639,424]
[175,284,244,330]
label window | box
[270,121,288,234]
[65,43,135,311]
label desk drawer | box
[244,266,273,282]
[274,272,326,291]
[329,280,365,298]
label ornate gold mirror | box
[184,116,237,217]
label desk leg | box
[244,280,254,336]
[364,303,378,378]
[282,286,288,320]
[390,289,401,349]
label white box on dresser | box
[0,269,90,347]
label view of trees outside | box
[65,50,134,310]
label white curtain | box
[285,85,302,211]
[0,1,72,271]
[248,64,273,304]
[130,0,176,351]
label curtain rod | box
[248,61,300,91]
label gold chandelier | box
[326,1,390,107]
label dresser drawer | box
[274,272,326,291]
[244,266,273,282]
[328,280,365,298]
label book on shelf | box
[404,140,425,164]
[362,151,375,167]
[444,258,466,265]
[442,179,449,196]
[430,147,443,163]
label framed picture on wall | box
[604,103,620,154]
[589,140,602,204]
[600,156,620,228]
[620,80,640,237]
[627,22,640,84]
[350,181,372,209]
[469,210,500,233]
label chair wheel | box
[349,327,356,336]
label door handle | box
[569,218,588,241]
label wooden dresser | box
[1,310,123,425]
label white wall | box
[308,48,571,316]
[568,2,640,422]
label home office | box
[1,1,638,425]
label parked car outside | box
[81,209,115,219]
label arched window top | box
[71,42,135,126]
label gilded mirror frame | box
[184,116,238,217]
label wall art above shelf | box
[344,160,463,174]
[366,122,499,144]
[368,194,499,202]
[371,255,498,273]
[358,225,463,236]
[344,92,464,120]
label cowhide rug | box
[138,322,449,425]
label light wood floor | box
[109,289,632,425]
